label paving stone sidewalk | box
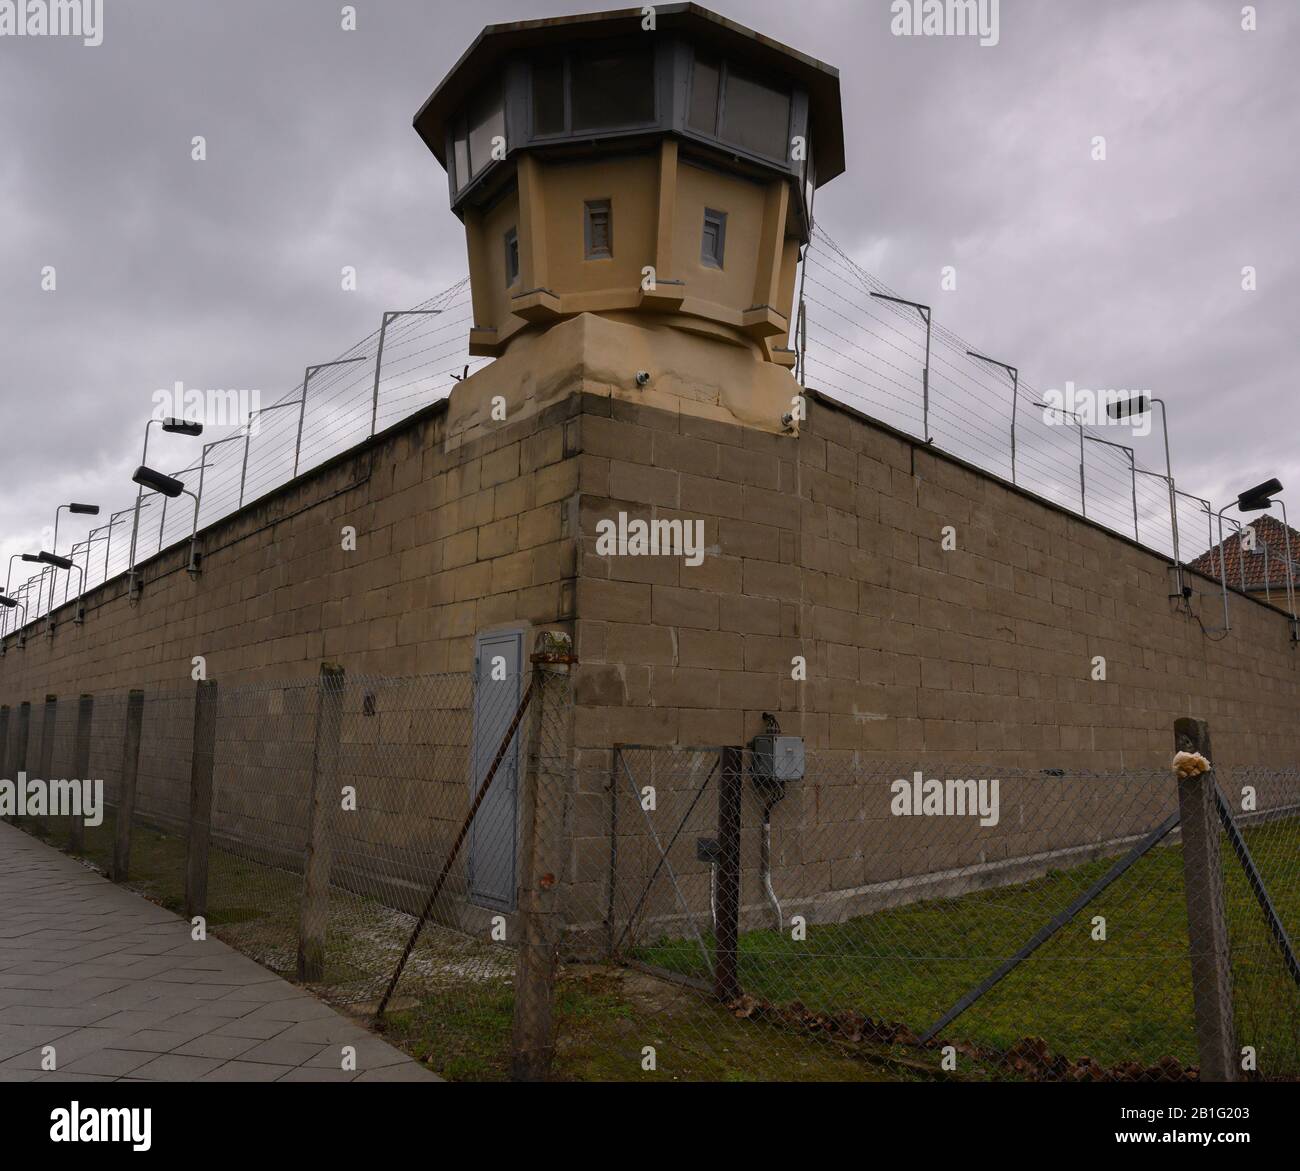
[0,820,440,1082]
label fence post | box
[0,705,9,782]
[604,748,620,958]
[714,745,743,1003]
[510,631,576,1082]
[38,693,57,779]
[69,694,93,853]
[1173,717,1238,1082]
[9,702,31,822]
[184,680,219,921]
[298,664,345,983]
[36,695,56,833]
[113,690,145,882]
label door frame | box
[467,624,529,912]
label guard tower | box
[415,3,843,438]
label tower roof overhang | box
[413,3,845,186]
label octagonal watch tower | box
[414,3,844,440]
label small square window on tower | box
[504,226,519,285]
[585,199,613,259]
[701,208,727,268]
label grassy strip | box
[634,819,1300,1073]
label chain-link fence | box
[1216,764,1300,1079]
[0,668,535,1076]
[552,746,1300,1082]
[2,668,1298,1082]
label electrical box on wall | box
[751,735,805,784]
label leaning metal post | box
[1212,788,1300,989]
[967,350,1018,485]
[872,291,932,443]
[1277,499,1298,637]
[295,357,369,478]
[126,418,157,597]
[612,750,717,971]
[1150,397,1184,595]
[920,808,1180,1044]
[376,673,537,1017]
[240,400,299,507]
[196,435,241,533]
[369,310,443,436]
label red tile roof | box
[1187,513,1300,592]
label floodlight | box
[132,466,186,498]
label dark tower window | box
[701,209,727,268]
[504,226,519,285]
[532,58,565,135]
[419,13,837,227]
[585,199,613,259]
[571,49,655,129]
[453,79,506,191]
[687,54,721,134]
[531,48,656,138]
[685,53,793,163]
[721,67,791,160]
[467,82,505,178]
[453,137,470,193]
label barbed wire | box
[4,233,1281,638]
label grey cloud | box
[1,0,1296,575]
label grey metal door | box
[468,629,524,910]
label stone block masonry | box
[2,369,1296,773]
[571,386,1300,776]
[0,391,581,700]
[4,367,1299,938]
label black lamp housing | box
[1107,394,1151,420]
[161,418,204,437]
[132,466,186,498]
[1238,478,1282,512]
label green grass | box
[16,807,1298,1080]
[32,811,906,1081]
[378,965,907,1082]
[634,818,1300,1075]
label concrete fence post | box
[38,694,57,779]
[1174,717,1238,1082]
[9,702,31,822]
[184,680,219,921]
[297,664,345,983]
[510,631,576,1082]
[113,690,145,882]
[69,694,93,853]
[37,695,57,834]
[714,745,744,1003]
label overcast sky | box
[2,0,1297,595]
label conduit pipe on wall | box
[759,798,783,932]
[749,717,798,933]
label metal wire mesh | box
[135,687,195,836]
[803,229,1192,565]
[194,672,521,1013]
[0,276,482,643]
[1217,765,1300,1080]
[558,748,1300,1082]
[4,670,1299,1082]
[8,229,1293,650]
[20,696,66,841]
[80,692,128,869]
